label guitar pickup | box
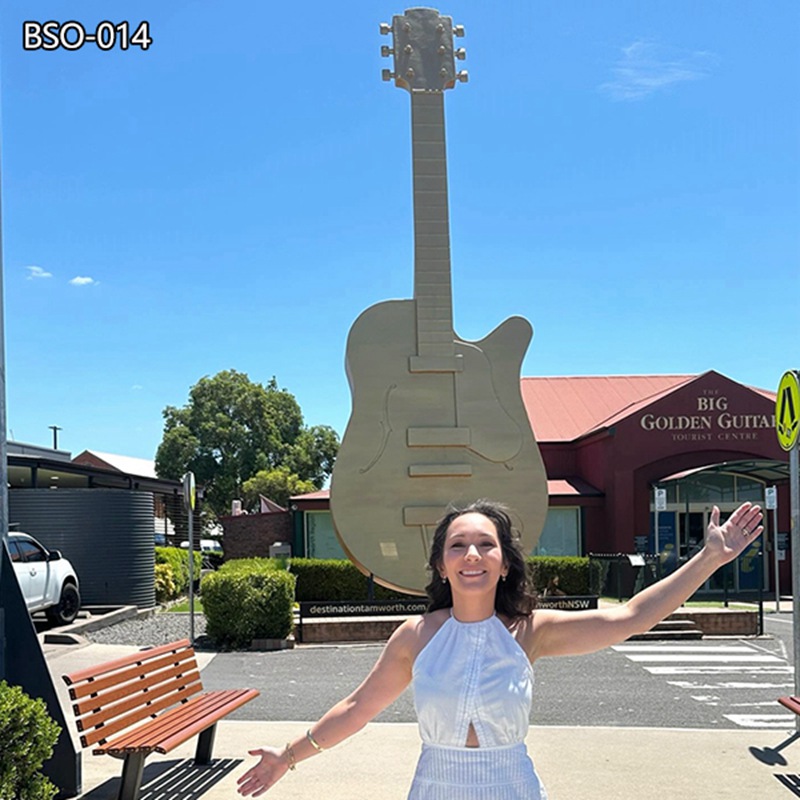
[408,464,472,477]
[407,428,471,447]
[408,355,464,373]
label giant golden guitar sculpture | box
[330,7,548,594]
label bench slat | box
[76,668,202,731]
[64,639,193,686]
[105,691,240,753]
[96,689,258,756]
[81,680,201,748]
[66,648,197,702]
[779,696,800,715]
[156,689,259,753]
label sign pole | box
[791,446,800,721]
[773,505,780,609]
[765,486,779,610]
[654,487,666,559]
[775,370,800,728]
[182,472,196,645]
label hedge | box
[0,681,61,800]
[527,556,599,596]
[216,556,597,601]
[288,558,412,602]
[155,547,203,602]
[201,566,296,648]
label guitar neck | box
[411,91,454,358]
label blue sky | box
[1,1,798,461]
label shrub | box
[219,557,284,574]
[155,547,202,598]
[288,558,412,602]
[0,681,61,800]
[154,563,179,603]
[527,556,598,596]
[202,567,296,648]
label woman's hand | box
[237,747,289,797]
[704,502,764,567]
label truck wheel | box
[46,583,81,626]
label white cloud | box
[600,41,716,101]
[69,276,98,286]
[26,265,53,279]
[131,384,143,390]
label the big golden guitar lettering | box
[639,395,775,445]
[330,8,547,594]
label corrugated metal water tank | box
[8,488,156,608]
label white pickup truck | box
[7,531,81,625]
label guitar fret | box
[411,90,453,355]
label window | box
[17,539,47,562]
[8,540,23,563]
[533,508,581,557]
[306,511,347,559]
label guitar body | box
[330,298,547,593]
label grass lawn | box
[165,597,204,613]
[600,596,755,611]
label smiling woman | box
[238,496,763,799]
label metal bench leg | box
[118,752,146,800]
[195,723,217,765]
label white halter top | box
[412,613,533,749]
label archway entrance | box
[652,460,789,595]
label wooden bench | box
[62,638,259,800]
[779,696,800,718]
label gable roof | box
[521,375,695,442]
[521,372,776,443]
[72,450,158,479]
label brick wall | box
[671,610,758,636]
[220,512,292,560]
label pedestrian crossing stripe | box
[724,714,795,728]
[776,370,800,451]
[612,641,793,727]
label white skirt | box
[407,742,547,800]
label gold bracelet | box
[306,729,324,752]
[284,743,297,771]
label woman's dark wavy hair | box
[424,499,537,618]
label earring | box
[441,576,447,584]
[501,575,507,582]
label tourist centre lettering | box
[639,394,774,443]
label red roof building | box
[293,371,788,595]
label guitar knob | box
[379,22,392,35]
[382,69,395,82]
[457,70,469,83]
[454,24,465,37]
[455,47,466,60]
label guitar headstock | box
[380,7,468,92]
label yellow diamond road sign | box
[776,370,800,451]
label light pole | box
[48,425,62,450]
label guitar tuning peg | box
[382,69,395,82]
[381,45,394,57]
[457,70,469,83]
[453,24,465,37]
[379,22,392,35]
[455,47,466,60]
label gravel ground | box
[86,611,212,648]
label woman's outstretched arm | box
[237,617,416,796]
[530,501,764,661]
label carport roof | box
[8,451,182,495]
[661,459,790,485]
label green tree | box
[242,466,317,510]
[155,370,338,517]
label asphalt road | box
[200,618,798,730]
